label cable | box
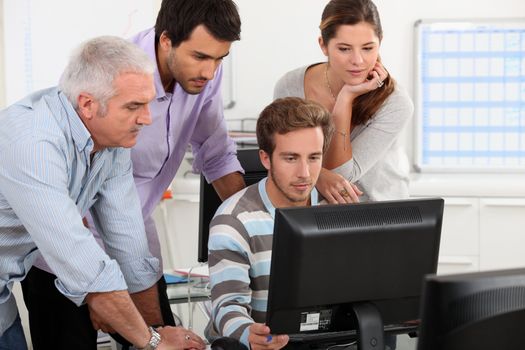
[186,262,209,330]
[326,340,357,350]
[187,265,194,330]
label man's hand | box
[248,323,289,350]
[157,326,206,350]
[316,168,362,204]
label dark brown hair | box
[256,97,334,157]
[155,0,241,47]
[320,0,395,126]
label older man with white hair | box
[0,36,205,350]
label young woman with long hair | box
[274,0,413,204]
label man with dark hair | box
[207,97,334,350]
[155,0,241,48]
[22,0,245,349]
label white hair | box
[59,36,155,114]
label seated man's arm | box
[209,216,255,347]
[209,216,289,350]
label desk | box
[166,277,211,332]
[166,276,211,304]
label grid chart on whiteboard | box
[416,21,525,170]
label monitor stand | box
[353,302,385,350]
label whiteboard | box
[414,19,525,172]
[1,0,235,108]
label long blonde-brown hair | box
[320,0,394,126]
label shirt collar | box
[58,90,94,154]
[258,177,319,220]
[135,28,168,100]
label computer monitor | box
[266,198,444,350]
[197,148,267,262]
[417,268,525,350]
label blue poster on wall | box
[414,19,525,172]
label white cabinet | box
[410,174,525,275]
[411,196,480,275]
[153,170,201,271]
[412,195,525,274]
[436,197,480,275]
[154,195,200,270]
[411,174,525,275]
[479,198,525,270]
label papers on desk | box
[229,131,257,145]
[174,265,209,278]
[164,273,189,284]
[166,267,211,302]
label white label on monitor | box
[300,312,320,331]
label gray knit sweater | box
[274,64,414,201]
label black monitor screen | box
[197,148,266,262]
[266,198,444,348]
[417,268,525,350]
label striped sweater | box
[207,178,318,347]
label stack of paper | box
[174,265,209,278]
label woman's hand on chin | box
[340,61,389,99]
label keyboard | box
[289,330,357,343]
[288,324,418,343]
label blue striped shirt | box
[0,88,159,335]
[208,179,318,347]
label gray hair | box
[59,36,155,114]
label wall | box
[0,1,5,108]
[1,0,157,107]
[3,0,524,146]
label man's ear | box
[259,149,271,171]
[159,31,172,52]
[77,92,95,120]
[319,36,328,57]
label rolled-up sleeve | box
[55,259,126,305]
[0,139,128,305]
[89,149,159,293]
[189,66,244,183]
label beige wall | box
[0,0,5,109]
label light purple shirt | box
[129,28,243,272]
[35,28,243,278]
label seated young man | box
[206,97,334,350]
